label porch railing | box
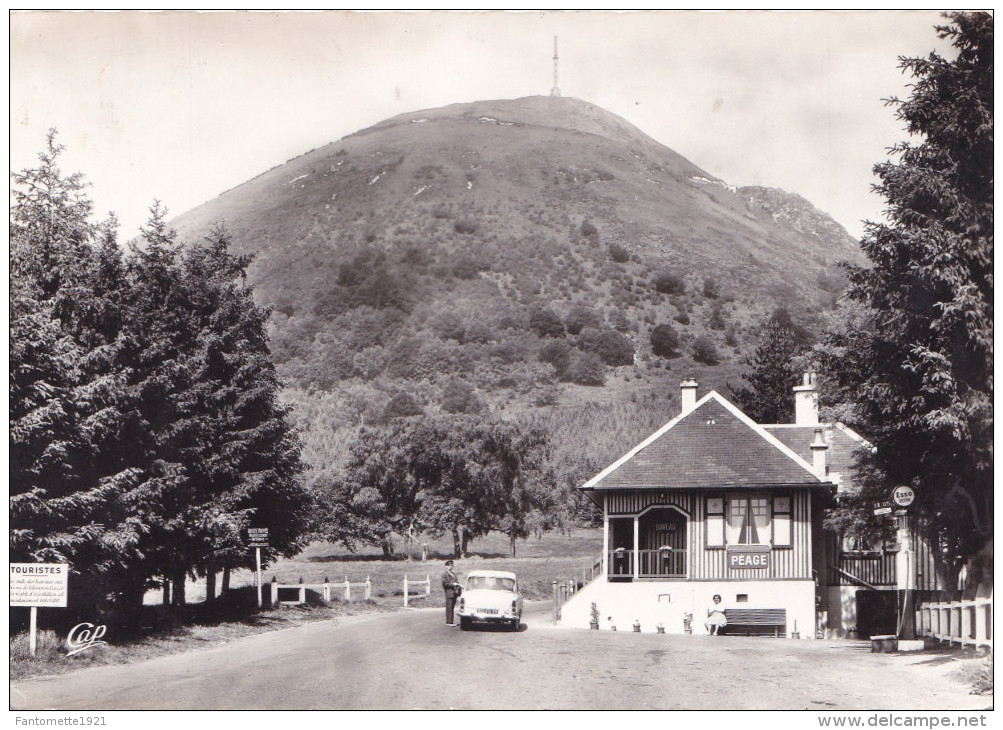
[827,551,896,587]
[608,549,686,578]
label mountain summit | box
[171,95,860,412]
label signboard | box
[726,546,771,571]
[873,506,893,516]
[891,486,915,507]
[10,563,68,607]
[247,527,270,547]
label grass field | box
[231,528,604,604]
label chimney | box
[680,379,698,415]
[810,428,828,479]
[793,372,819,426]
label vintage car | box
[456,569,522,631]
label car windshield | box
[466,576,515,592]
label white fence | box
[403,574,431,606]
[917,597,992,650]
[269,576,371,606]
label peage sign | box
[726,547,771,571]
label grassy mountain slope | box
[170,95,863,475]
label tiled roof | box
[763,423,870,490]
[583,393,825,492]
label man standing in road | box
[442,560,461,626]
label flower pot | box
[589,622,599,630]
[656,625,665,634]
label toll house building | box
[558,377,946,637]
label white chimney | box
[810,428,828,479]
[793,372,819,426]
[680,379,698,415]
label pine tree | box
[729,314,811,423]
[815,13,992,574]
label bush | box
[709,301,727,330]
[383,391,424,420]
[10,630,65,662]
[453,218,478,234]
[580,219,598,238]
[539,339,574,377]
[692,335,721,365]
[440,379,484,414]
[650,324,682,359]
[703,277,720,299]
[608,243,630,263]
[564,303,603,336]
[528,307,566,338]
[565,351,606,386]
[577,327,634,366]
[653,270,686,295]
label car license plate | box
[479,608,499,615]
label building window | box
[726,496,771,545]
[706,496,725,547]
[773,494,792,547]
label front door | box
[639,508,687,577]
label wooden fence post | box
[404,575,409,607]
[425,573,430,596]
[323,577,330,603]
[270,577,277,607]
[552,581,558,623]
[298,576,305,605]
[345,576,351,601]
[366,576,372,600]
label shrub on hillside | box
[653,270,686,295]
[709,301,727,330]
[650,324,682,359]
[440,379,484,414]
[565,351,606,386]
[608,243,630,263]
[528,307,566,338]
[564,303,603,336]
[692,335,721,365]
[703,277,720,299]
[453,218,478,234]
[577,327,634,366]
[538,339,574,377]
[383,391,424,421]
[580,219,598,238]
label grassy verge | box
[12,528,602,682]
[949,652,993,696]
[10,599,395,682]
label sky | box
[9,10,957,240]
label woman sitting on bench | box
[705,594,727,635]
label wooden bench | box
[720,608,787,637]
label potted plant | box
[656,622,665,634]
[589,602,600,630]
[683,611,693,634]
[633,619,641,633]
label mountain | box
[169,95,863,464]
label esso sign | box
[892,486,915,507]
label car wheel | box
[459,616,471,631]
[511,618,520,631]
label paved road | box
[10,602,986,711]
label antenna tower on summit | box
[550,36,561,97]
